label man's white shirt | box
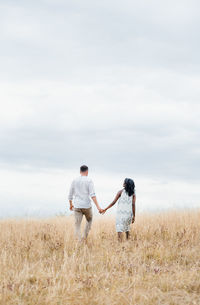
[68,176,96,208]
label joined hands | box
[99,208,106,214]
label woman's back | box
[116,189,133,232]
[117,189,133,211]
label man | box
[68,165,103,240]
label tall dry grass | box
[0,211,200,305]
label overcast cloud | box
[0,0,200,217]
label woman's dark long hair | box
[124,178,135,196]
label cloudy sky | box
[0,0,200,217]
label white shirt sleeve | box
[88,180,96,198]
[68,180,75,200]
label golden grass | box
[0,211,200,305]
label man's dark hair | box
[80,165,88,172]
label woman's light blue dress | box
[116,189,133,232]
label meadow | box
[0,211,200,305]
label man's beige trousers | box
[74,207,93,240]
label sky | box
[0,0,200,217]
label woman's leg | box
[126,231,130,240]
[118,232,123,242]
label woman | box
[102,178,136,241]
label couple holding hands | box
[68,165,136,241]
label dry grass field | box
[0,211,200,305]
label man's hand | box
[69,201,74,211]
[100,209,106,215]
[98,208,104,214]
[132,216,135,223]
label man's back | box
[68,176,95,209]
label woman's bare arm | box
[103,190,123,213]
[132,194,136,223]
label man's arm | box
[68,181,74,211]
[132,194,136,223]
[91,196,102,213]
[89,180,103,213]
